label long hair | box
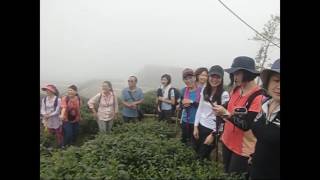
[203,78,224,105]
[103,81,114,92]
[195,67,208,82]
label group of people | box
[155,56,280,179]
[41,55,280,179]
[40,76,145,146]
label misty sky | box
[40,0,280,82]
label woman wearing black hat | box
[193,65,230,160]
[249,59,280,179]
[212,56,264,178]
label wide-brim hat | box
[225,56,259,75]
[260,59,280,85]
[41,84,57,94]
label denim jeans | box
[63,121,79,146]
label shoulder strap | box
[128,91,136,101]
[195,87,201,103]
[97,93,102,109]
[53,96,58,111]
[112,92,116,114]
[77,95,81,106]
[168,87,174,100]
[43,97,47,111]
[245,89,264,110]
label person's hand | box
[182,98,192,107]
[59,114,65,121]
[204,133,214,145]
[131,104,137,109]
[43,113,50,119]
[158,97,164,102]
[157,106,161,112]
[193,127,199,140]
[213,105,230,117]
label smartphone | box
[234,107,247,114]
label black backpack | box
[223,86,267,109]
[157,87,181,112]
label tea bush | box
[41,119,243,180]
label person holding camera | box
[249,59,280,179]
[193,65,230,160]
[60,85,82,146]
[212,56,264,178]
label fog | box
[40,0,280,83]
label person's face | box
[67,88,77,97]
[198,71,208,85]
[128,77,137,87]
[161,77,169,86]
[183,75,196,88]
[268,74,280,102]
[101,83,111,93]
[208,74,222,88]
[233,70,244,86]
[46,89,54,96]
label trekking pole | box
[215,117,222,163]
[215,132,219,162]
[175,108,179,134]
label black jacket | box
[250,109,280,180]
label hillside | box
[41,65,232,99]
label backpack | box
[43,86,60,112]
[223,86,267,111]
[43,96,59,112]
[157,87,181,113]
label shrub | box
[41,119,243,180]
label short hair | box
[129,75,138,83]
[228,70,258,87]
[161,74,171,85]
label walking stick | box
[175,108,179,134]
[215,117,222,163]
